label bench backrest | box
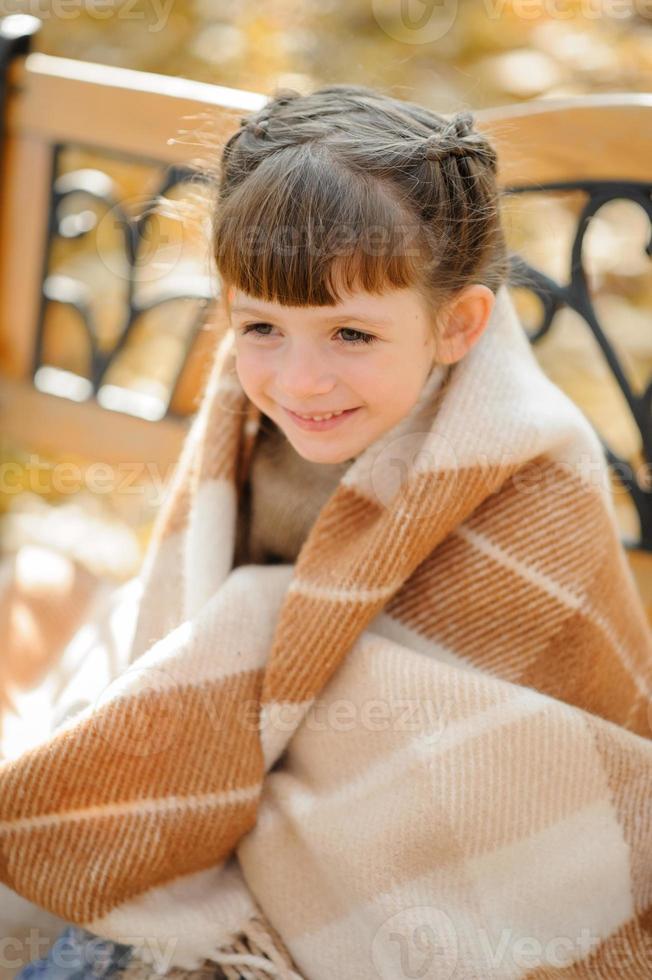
[1,16,650,564]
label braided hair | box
[211,84,509,323]
[421,111,497,172]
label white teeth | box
[296,410,345,421]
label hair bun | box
[448,110,475,139]
[422,111,496,172]
[239,90,302,139]
[246,117,270,137]
[271,87,302,107]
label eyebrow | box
[230,305,393,329]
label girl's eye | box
[239,323,377,346]
[337,327,377,346]
[240,322,274,338]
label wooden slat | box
[0,132,51,379]
[475,94,652,188]
[12,56,652,185]
[0,375,188,469]
[5,52,267,165]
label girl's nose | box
[276,346,335,400]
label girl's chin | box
[286,434,359,465]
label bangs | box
[213,144,428,307]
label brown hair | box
[212,83,511,327]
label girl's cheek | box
[235,349,268,386]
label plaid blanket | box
[2,284,651,979]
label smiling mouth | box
[282,406,361,429]
[285,408,357,421]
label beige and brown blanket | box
[1,284,651,979]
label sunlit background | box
[26,0,652,103]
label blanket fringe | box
[210,913,305,980]
[119,914,304,980]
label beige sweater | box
[235,415,354,565]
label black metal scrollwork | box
[32,146,214,420]
[504,179,652,551]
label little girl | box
[221,83,506,571]
[10,84,651,980]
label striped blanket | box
[2,284,651,979]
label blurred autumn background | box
[1,0,651,762]
[26,0,652,100]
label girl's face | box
[229,283,438,464]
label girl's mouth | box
[283,406,360,431]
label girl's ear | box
[434,284,495,364]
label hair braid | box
[209,83,510,312]
[421,111,498,174]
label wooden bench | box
[0,15,650,623]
